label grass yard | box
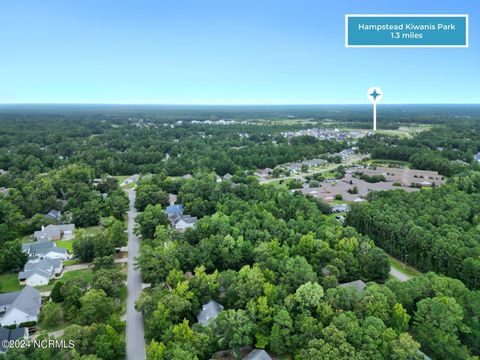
[321,171,337,178]
[55,239,74,252]
[124,182,136,189]
[0,272,23,292]
[389,255,422,278]
[267,180,288,189]
[119,286,127,314]
[113,175,129,184]
[366,159,411,167]
[37,269,93,292]
[63,259,81,266]
[19,234,33,243]
[83,225,102,235]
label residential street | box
[125,188,146,360]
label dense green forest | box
[346,171,480,290]
[131,173,479,359]
[358,125,480,175]
[1,106,480,359]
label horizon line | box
[1,102,480,106]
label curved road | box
[126,188,146,360]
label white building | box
[19,258,63,287]
[173,215,197,231]
[0,286,41,327]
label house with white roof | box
[0,286,41,327]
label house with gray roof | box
[197,300,223,326]
[242,349,273,360]
[19,258,63,287]
[0,326,27,353]
[165,204,184,219]
[339,279,367,292]
[121,174,139,186]
[0,286,41,327]
[21,241,66,259]
[33,224,75,242]
[45,209,61,221]
[173,215,197,231]
[331,204,350,213]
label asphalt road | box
[126,188,146,360]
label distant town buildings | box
[282,128,364,141]
[191,119,237,125]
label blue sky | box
[0,0,478,104]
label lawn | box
[0,272,23,292]
[55,239,74,252]
[366,159,411,167]
[124,182,136,189]
[83,225,102,235]
[266,180,288,189]
[321,171,337,178]
[389,255,422,278]
[114,175,129,184]
[37,269,93,292]
[119,286,127,314]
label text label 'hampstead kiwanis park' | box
[346,15,468,47]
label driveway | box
[389,267,411,282]
[125,188,146,360]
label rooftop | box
[339,279,367,292]
[197,300,223,326]
[242,350,273,360]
